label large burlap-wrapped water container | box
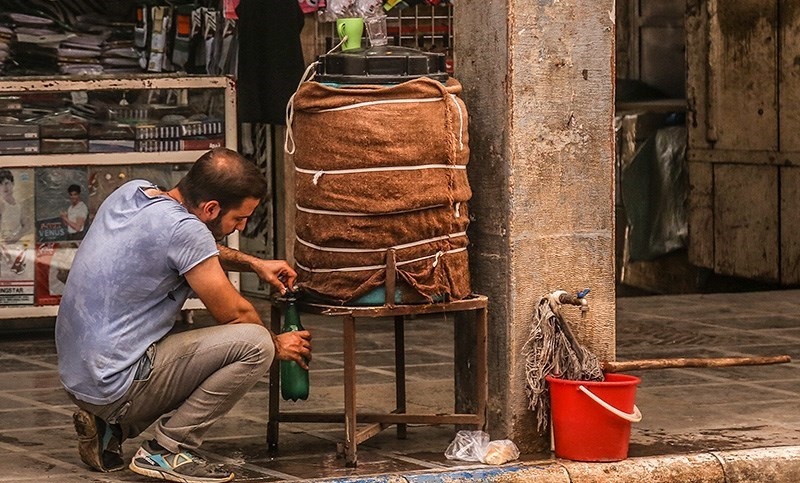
[291,74,472,304]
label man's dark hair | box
[177,148,268,213]
[0,169,13,184]
[68,184,81,194]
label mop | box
[523,290,793,435]
[522,290,604,433]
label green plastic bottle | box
[280,294,309,401]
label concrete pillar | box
[454,1,616,451]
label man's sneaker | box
[129,440,234,483]
[73,409,125,472]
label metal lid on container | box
[315,45,448,84]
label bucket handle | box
[578,385,643,423]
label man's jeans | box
[69,323,275,454]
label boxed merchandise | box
[88,139,136,152]
[134,118,224,139]
[0,123,39,140]
[34,242,79,305]
[0,96,23,113]
[136,137,224,152]
[0,139,39,154]
[40,138,89,154]
[88,122,136,139]
[38,113,89,139]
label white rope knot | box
[432,250,444,268]
[312,171,324,185]
[455,202,461,218]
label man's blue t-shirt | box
[56,181,219,405]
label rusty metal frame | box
[267,294,488,467]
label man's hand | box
[217,246,298,294]
[251,259,297,295]
[275,330,312,369]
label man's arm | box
[216,244,297,294]
[185,256,311,367]
[185,255,262,325]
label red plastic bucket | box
[546,373,642,462]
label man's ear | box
[198,200,221,221]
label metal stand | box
[267,294,488,467]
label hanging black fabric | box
[235,0,305,125]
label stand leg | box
[267,303,281,452]
[343,314,358,467]
[476,305,488,430]
[394,315,407,439]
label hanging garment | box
[235,0,305,125]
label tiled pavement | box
[0,290,798,482]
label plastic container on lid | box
[315,45,448,85]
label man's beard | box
[206,216,226,241]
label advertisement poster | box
[35,167,89,242]
[34,242,79,306]
[0,168,35,305]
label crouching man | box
[56,148,312,483]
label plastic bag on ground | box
[444,430,520,465]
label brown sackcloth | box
[292,76,473,303]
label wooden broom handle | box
[601,355,791,373]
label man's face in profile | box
[205,197,260,241]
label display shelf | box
[0,74,238,318]
[0,150,211,168]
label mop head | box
[523,294,604,433]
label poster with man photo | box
[0,168,35,305]
[35,167,89,242]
